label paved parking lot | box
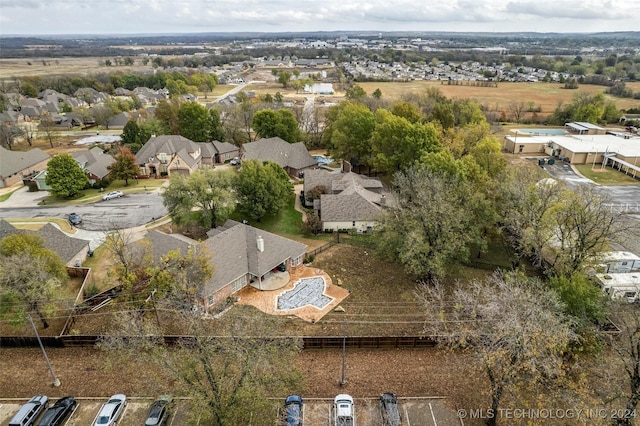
[1,396,459,425]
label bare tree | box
[611,306,640,425]
[507,101,527,123]
[418,272,575,426]
[0,123,25,150]
[38,112,58,148]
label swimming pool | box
[515,128,567,136]
[277,276,333,310]
[313,155,333,165]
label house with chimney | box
[141,220,307,311]
[240,137,317,177]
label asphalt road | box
[0,192,167,231]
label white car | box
[103,190,124,201]
[94,394,126,426]
[334,394,355,426]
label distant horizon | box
[1,0,639,36]
[2,30,640,39]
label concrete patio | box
[235,265,350,323]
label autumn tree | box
[419,272,575,426]
[0,233,67,328]
[162,168,237,229]
[236,160,293,222]
[108,147,139,186]
[45,153,89,198]
[375,167,482,279]
[155,98,182,134]
[100,302,302,425]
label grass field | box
[575,164,640,185]
[356,81,640,114]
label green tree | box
[326,102,376,165]
[252,109,301,142]
[370,109,441,174]
[208,108,226,141]
[45,153,89,198]
[0,233,67,328]
[120,120,142,146]
[375,167,480,279]
[278,71,292,87]
[162,168,237,229]
[155,98,182,134]
[20,81,38,98]
[108,147,139,186]
[372,88,382,99]
[236,160,293,222]
[178,101,211,142]
[92,100,119,130]
[345,84,366,99]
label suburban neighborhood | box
[1,29,640,426]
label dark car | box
[68,212,82,226]
[380,392,401,426]
[284,395,303,425]
[144,395,173,426]
[37,396,77,426]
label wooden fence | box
[0,334,437,349]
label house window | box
[518,145,524,153]
[160,153,167,163]
[352,221,356,226]
[208,295,215,306]
[291,255,303,267]
[622,262,629,265]
[231,276,247,293]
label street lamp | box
[28,315,60,387]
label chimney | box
[257,236,264,252]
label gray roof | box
[303,169,383,195]
[320,192,381,222]
[72,147,115,179]
[145,230,198,262]
[0,220,89,264]
[212,140,239,155]
[201,220,306,296]
[0,146,50,178]
[136,135,200,166]
[241,137,316,170]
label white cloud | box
[0,0,638,34]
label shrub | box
[84,283,101,298]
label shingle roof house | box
[0,220,91,266]
[71,146,116,182]
[141,221,307,311]
[303,169,385,232]
[240,137,316,177]
[200,220,307,309]
[0,146,50,188]
[211,140,240,164]
[136,135,203,177]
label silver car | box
[94,394,126,426]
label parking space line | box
[429,402,438,426]
[404,406,411,426]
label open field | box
[356,81,640,114]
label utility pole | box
[28,314,60,387]
[340,316,347,387]
[146,289,162,331]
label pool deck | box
[235,265,350,323]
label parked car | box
[284,395,303,425]
[144,395,173,426]
[37,396,77,426]
[93,394,126,426]
[68,212,82,226]
[379,393,401,426]
[334,394,355,426]
[102,190,124,201]
[8,395,48,426]
[230,157,240,165]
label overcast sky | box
[0,0,638,36]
